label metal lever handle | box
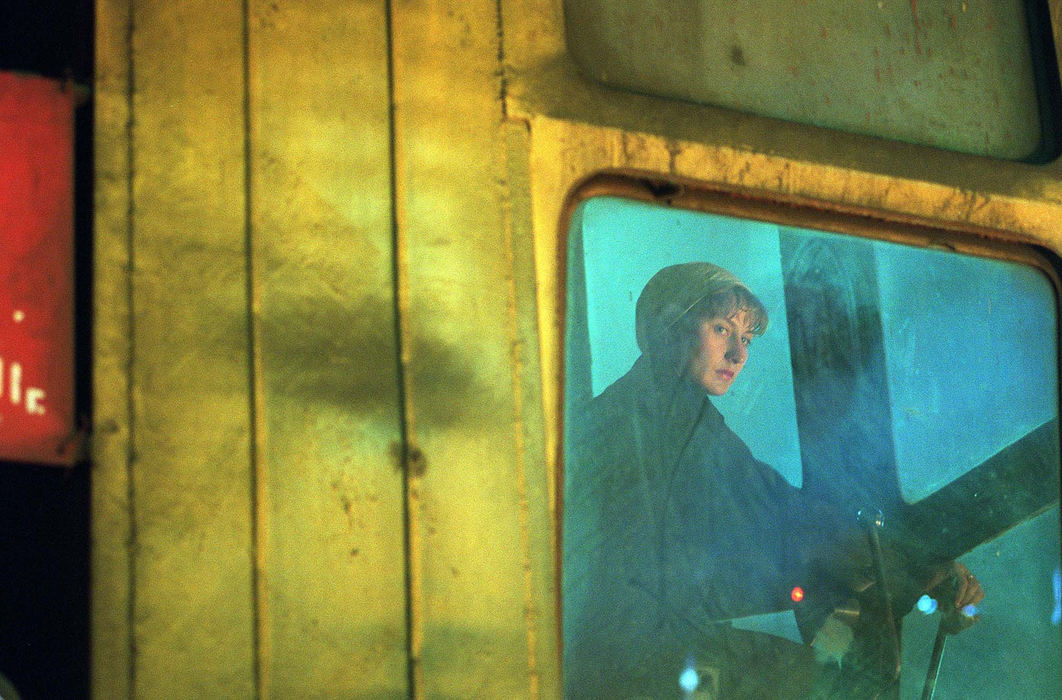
[920,615,949,700]
[858,509,902,689]
[921,574,978,699]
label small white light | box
[679,667,699,693]
[13,310,25,323]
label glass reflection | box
[563,196,1060,698]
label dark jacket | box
[563,356,819,698]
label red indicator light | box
[790,586,805,603]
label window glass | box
[878,244,1057,502]
[564,0,1059,161]
[563,195,1060,697]
[571,197,803,486]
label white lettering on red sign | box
[0,357,47,416]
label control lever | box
[858,508,901,689]
[920,573,978,699]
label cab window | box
[563,194,1060,697]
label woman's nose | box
[726,338,747,364]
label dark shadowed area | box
[1,1,93,698]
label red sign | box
[0,72,77,465]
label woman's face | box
[688,310,753,395]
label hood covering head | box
[635,262,767,370]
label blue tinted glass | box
[878,244,1058,501]
[900,506,1062,698]
[573,196,803,486]
[563,195,1060,697]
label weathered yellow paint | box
[247,0,407,696]
[128,0,256,696]
[92,0,134,696]
[500,118,559,699]
[390,1,551,695]
[93,0,1062,696]
[95,0,410,696]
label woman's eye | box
[741,337,752,347]
[715,324,728,335]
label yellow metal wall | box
[94,0,554,696]
[95,0,410,696]
[93,0,1062,697]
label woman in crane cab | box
[563,262,983,698]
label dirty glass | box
[563,0,1060,161]
[562,195,1060,697]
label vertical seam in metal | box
[385,1,420,697]
[495,0,509,118]
[494,2,540,694]
[123,1,138,697]
[241,1,267,697]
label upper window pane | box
[564,0,1059,160]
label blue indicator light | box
[1053,567,1061,625]
[916,594,938,615]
